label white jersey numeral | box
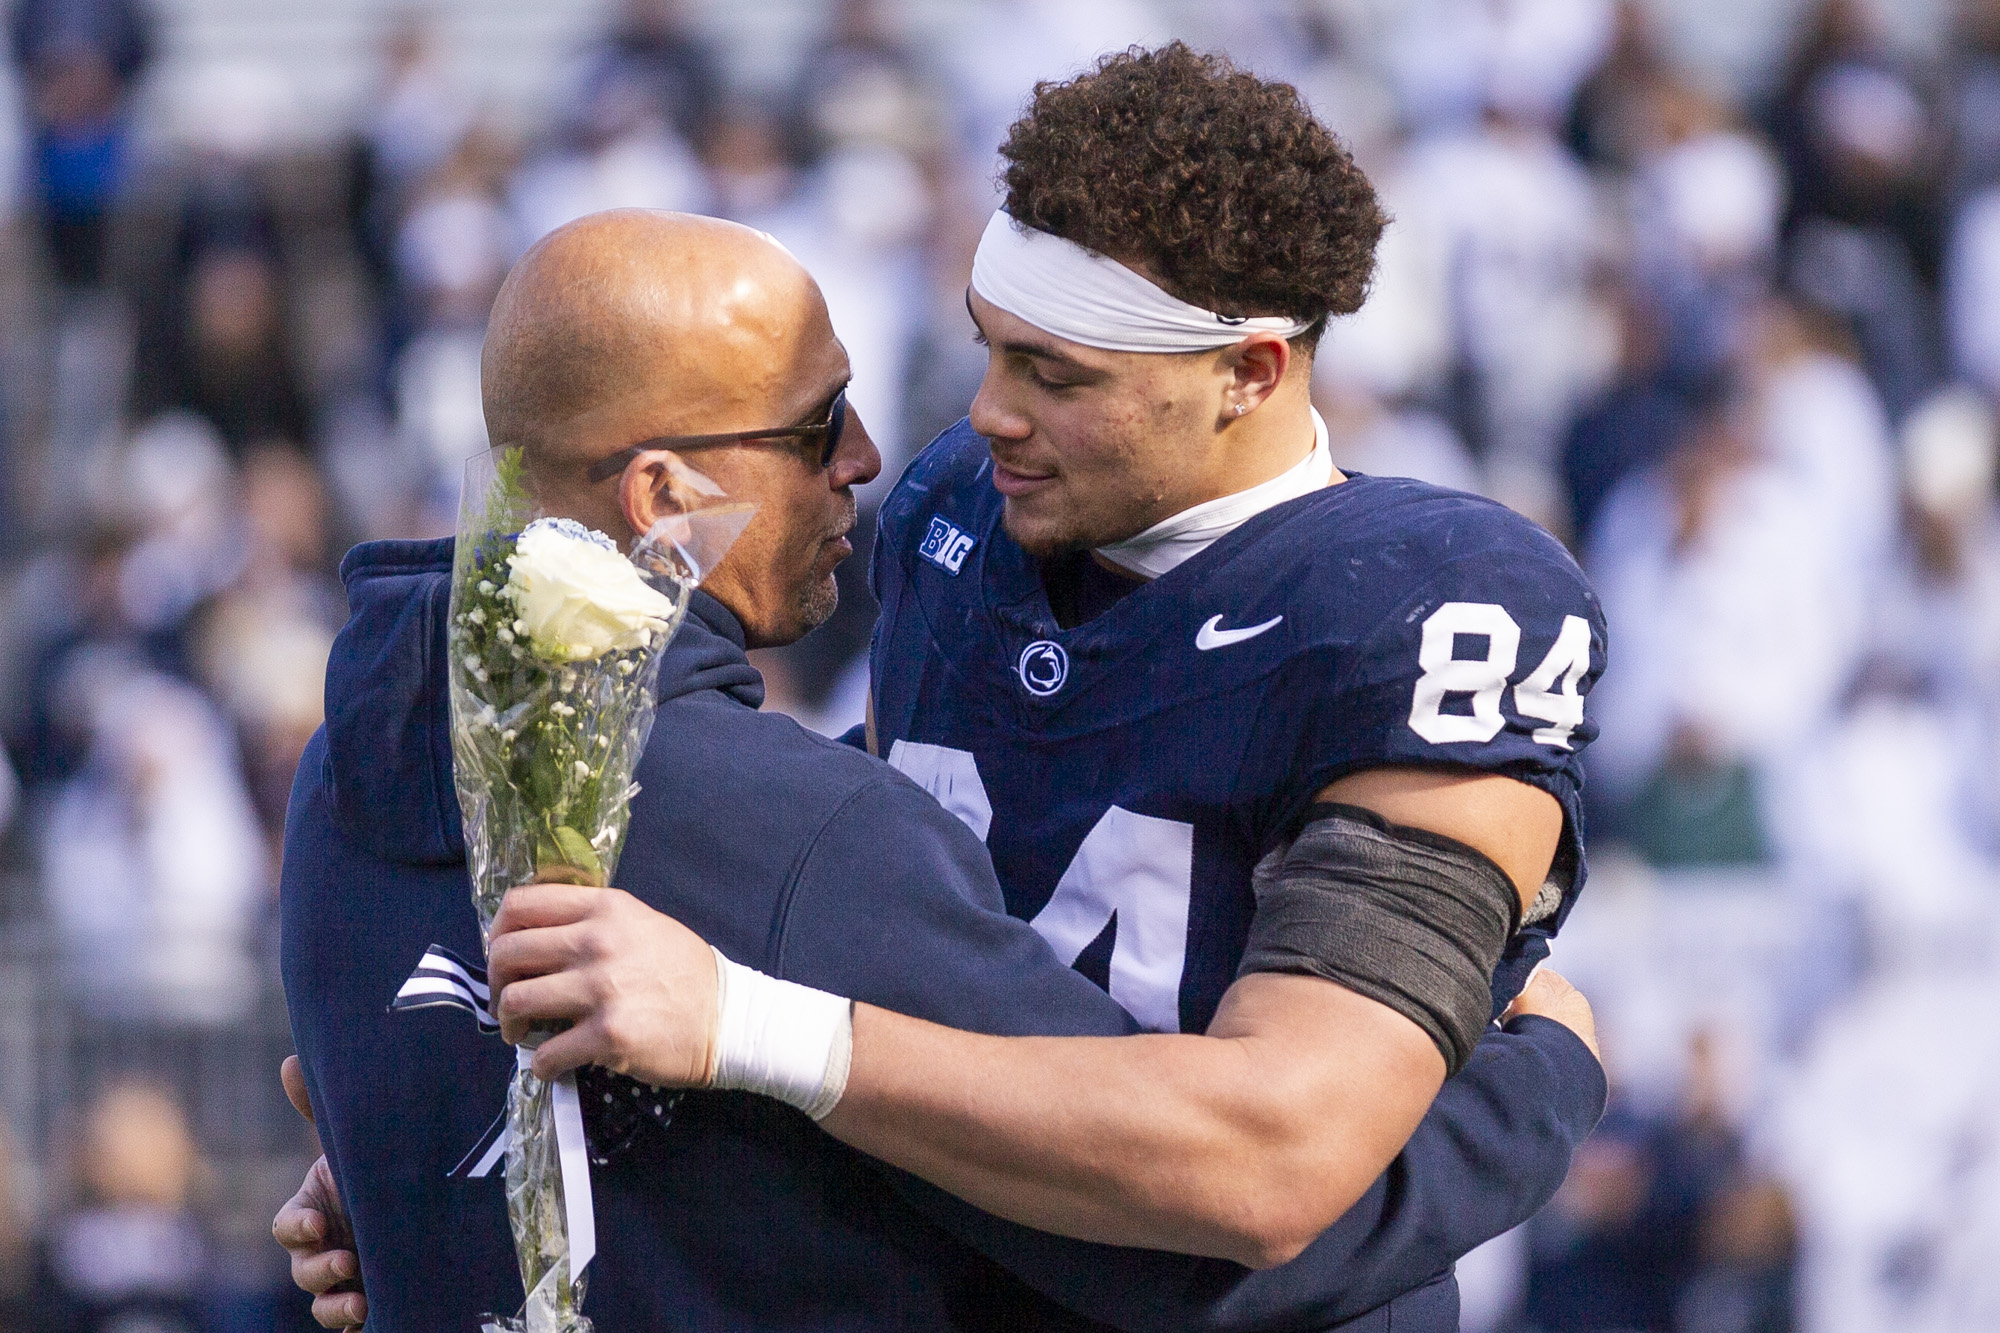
[1408,601,1521,743]
[1407,603,1591,749]
[1029,806,1193,1034]
[1511,614,1593,749]
[885,740,992,840]
[888,742,1194,1032]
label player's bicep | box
[1315,766,1561,914]
[1209,969,1445,1145]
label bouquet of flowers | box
[447,445,750,1333]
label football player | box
[488,42,1606,1328]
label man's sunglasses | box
[587,387,849,483]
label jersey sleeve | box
[1246,535,1607,1016]
[1298,548,1606,807]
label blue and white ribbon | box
[449,1107,510,1179]
[390,943,498,1034]
[393,943,596,1275]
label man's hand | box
[1503,969,1600,1063]
[272,1056,367,1329]
[489,884,719,1086]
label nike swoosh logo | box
[1196,614,1284,650]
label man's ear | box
[618,450,723,538]
[1221,333,1291,415]
[618,452,671,537]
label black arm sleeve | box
[775,778,1607,1332]
[1238,803,1522,1075]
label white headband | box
[969,210,1317,353]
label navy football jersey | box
[870,420,1607,1035]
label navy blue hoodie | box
[280,537,1605,1333]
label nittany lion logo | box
[1017,640,1069,698]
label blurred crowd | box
[0,0,1997,1329]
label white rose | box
[505,519,677,661]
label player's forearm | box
[826,1013,1344,1266]
[818,975,1442,1268]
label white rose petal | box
[505,521,676,662]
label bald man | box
[283,210,1107,1329]
[278,211,1601,1332]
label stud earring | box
[1234,402,1249,416]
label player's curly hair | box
[999,42,1385,350]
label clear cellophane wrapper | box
[448,446,752,1332]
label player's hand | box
[273,1057,367,1329]
[489,884,719,1087]
[1502,968,1600,1063]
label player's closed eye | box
[995,348,1082,392]
[970,325,1087,391]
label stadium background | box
[0,0,1995,1329]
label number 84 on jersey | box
[1407,602,1594,751]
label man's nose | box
[829,407,882,490]
[968,364,1029,441]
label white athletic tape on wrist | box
[708,946,854,1121]
[969,210,1316,354]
